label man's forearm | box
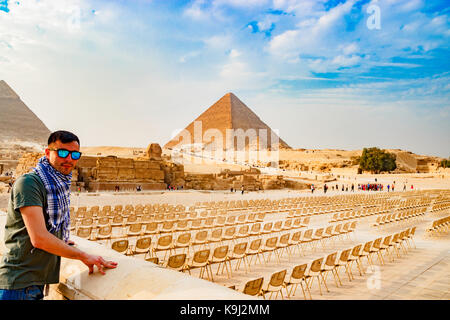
[34,232,87,261]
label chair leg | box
[321,272,330,292]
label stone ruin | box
[14,143,183,192]
[12,143,308,192]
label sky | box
[0,0,449,158]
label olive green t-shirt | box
[0,172,63,290]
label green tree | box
[440,157,450,168]
[359,147,397,173]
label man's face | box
[45,140,80,175]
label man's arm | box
[21,206,117,274]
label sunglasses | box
[49,148,82,160]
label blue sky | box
[0,0,449,157]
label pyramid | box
[164,92,290,150]
[0,80,51,144]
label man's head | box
[45,130,81,175]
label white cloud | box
[229,49,241,58]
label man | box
[0,131,117,300]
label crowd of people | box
[318,181,414,194]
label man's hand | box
[81,253,118,275]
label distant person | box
[387,184,390,192]
[403,184,406,191]
[392,184,395,192]
[351,184,354,192]
[230,187,233,193]
[324,184,328,194]
[0,130,117,300]
[411,185,414,190]
[311,184,315,194]
[241,185,245,195]
[342,185,344,192]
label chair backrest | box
[157,235,173,247]
[193,249,211,264]
[177,232,191,245]
[274,221,283,229]
[325,252,337,267]
[269,269,287,287]
[97,217,110,225]
[167,253,187,269]
[195,230,208,241]
[113,215,124,223]
[334,224,342,233]
[81,218,93,226]
[263,222,273,231]
[279,233,290,244]
[129,223,142,233]
[325,225,333,235]
[76,227,92,238]
[381,234,391,247]
[372,237,382,249]
[251,223,261,232]
[177,220,188,228]
[211,228,223,239]
[98,225,112,236]
[363,241,372,253]
[233,242,248,255]
[127,215,138,223]
[265,236,278,248]
[310,258,324,272]
[351,244,362,256]
[112,239,129,253]
[303,229,313,239]
[213,245,229,260]
[136,237,152,250]
[146,256,159,265]
[224,226,236,237]
[238,214,247,223]
[249,238,262,251]
[162,221,174,229]
[291,264,308,280]
[238,225,249,234]
[339,249,351,262]
[291,231,301,242]
[217,216,226,224]
[243,277,264,296]
[145,222,158,232]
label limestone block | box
[148,169,164,181]
[147,161,162,170]
[76,157,98,168]
[117,168,135,180]
[95,167,118,181]
[97,157,117,168]
[116,159,134,169]
[135,168,153,180]
[133,161,149,169]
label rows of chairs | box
[426,216,450,236]
[109,222,358,283]
[239,226,417,299]
[373,208,426,227]
[73,212,312,244]
[329,206,390,223]
[430,201,450,213]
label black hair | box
[48,130,80,146]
